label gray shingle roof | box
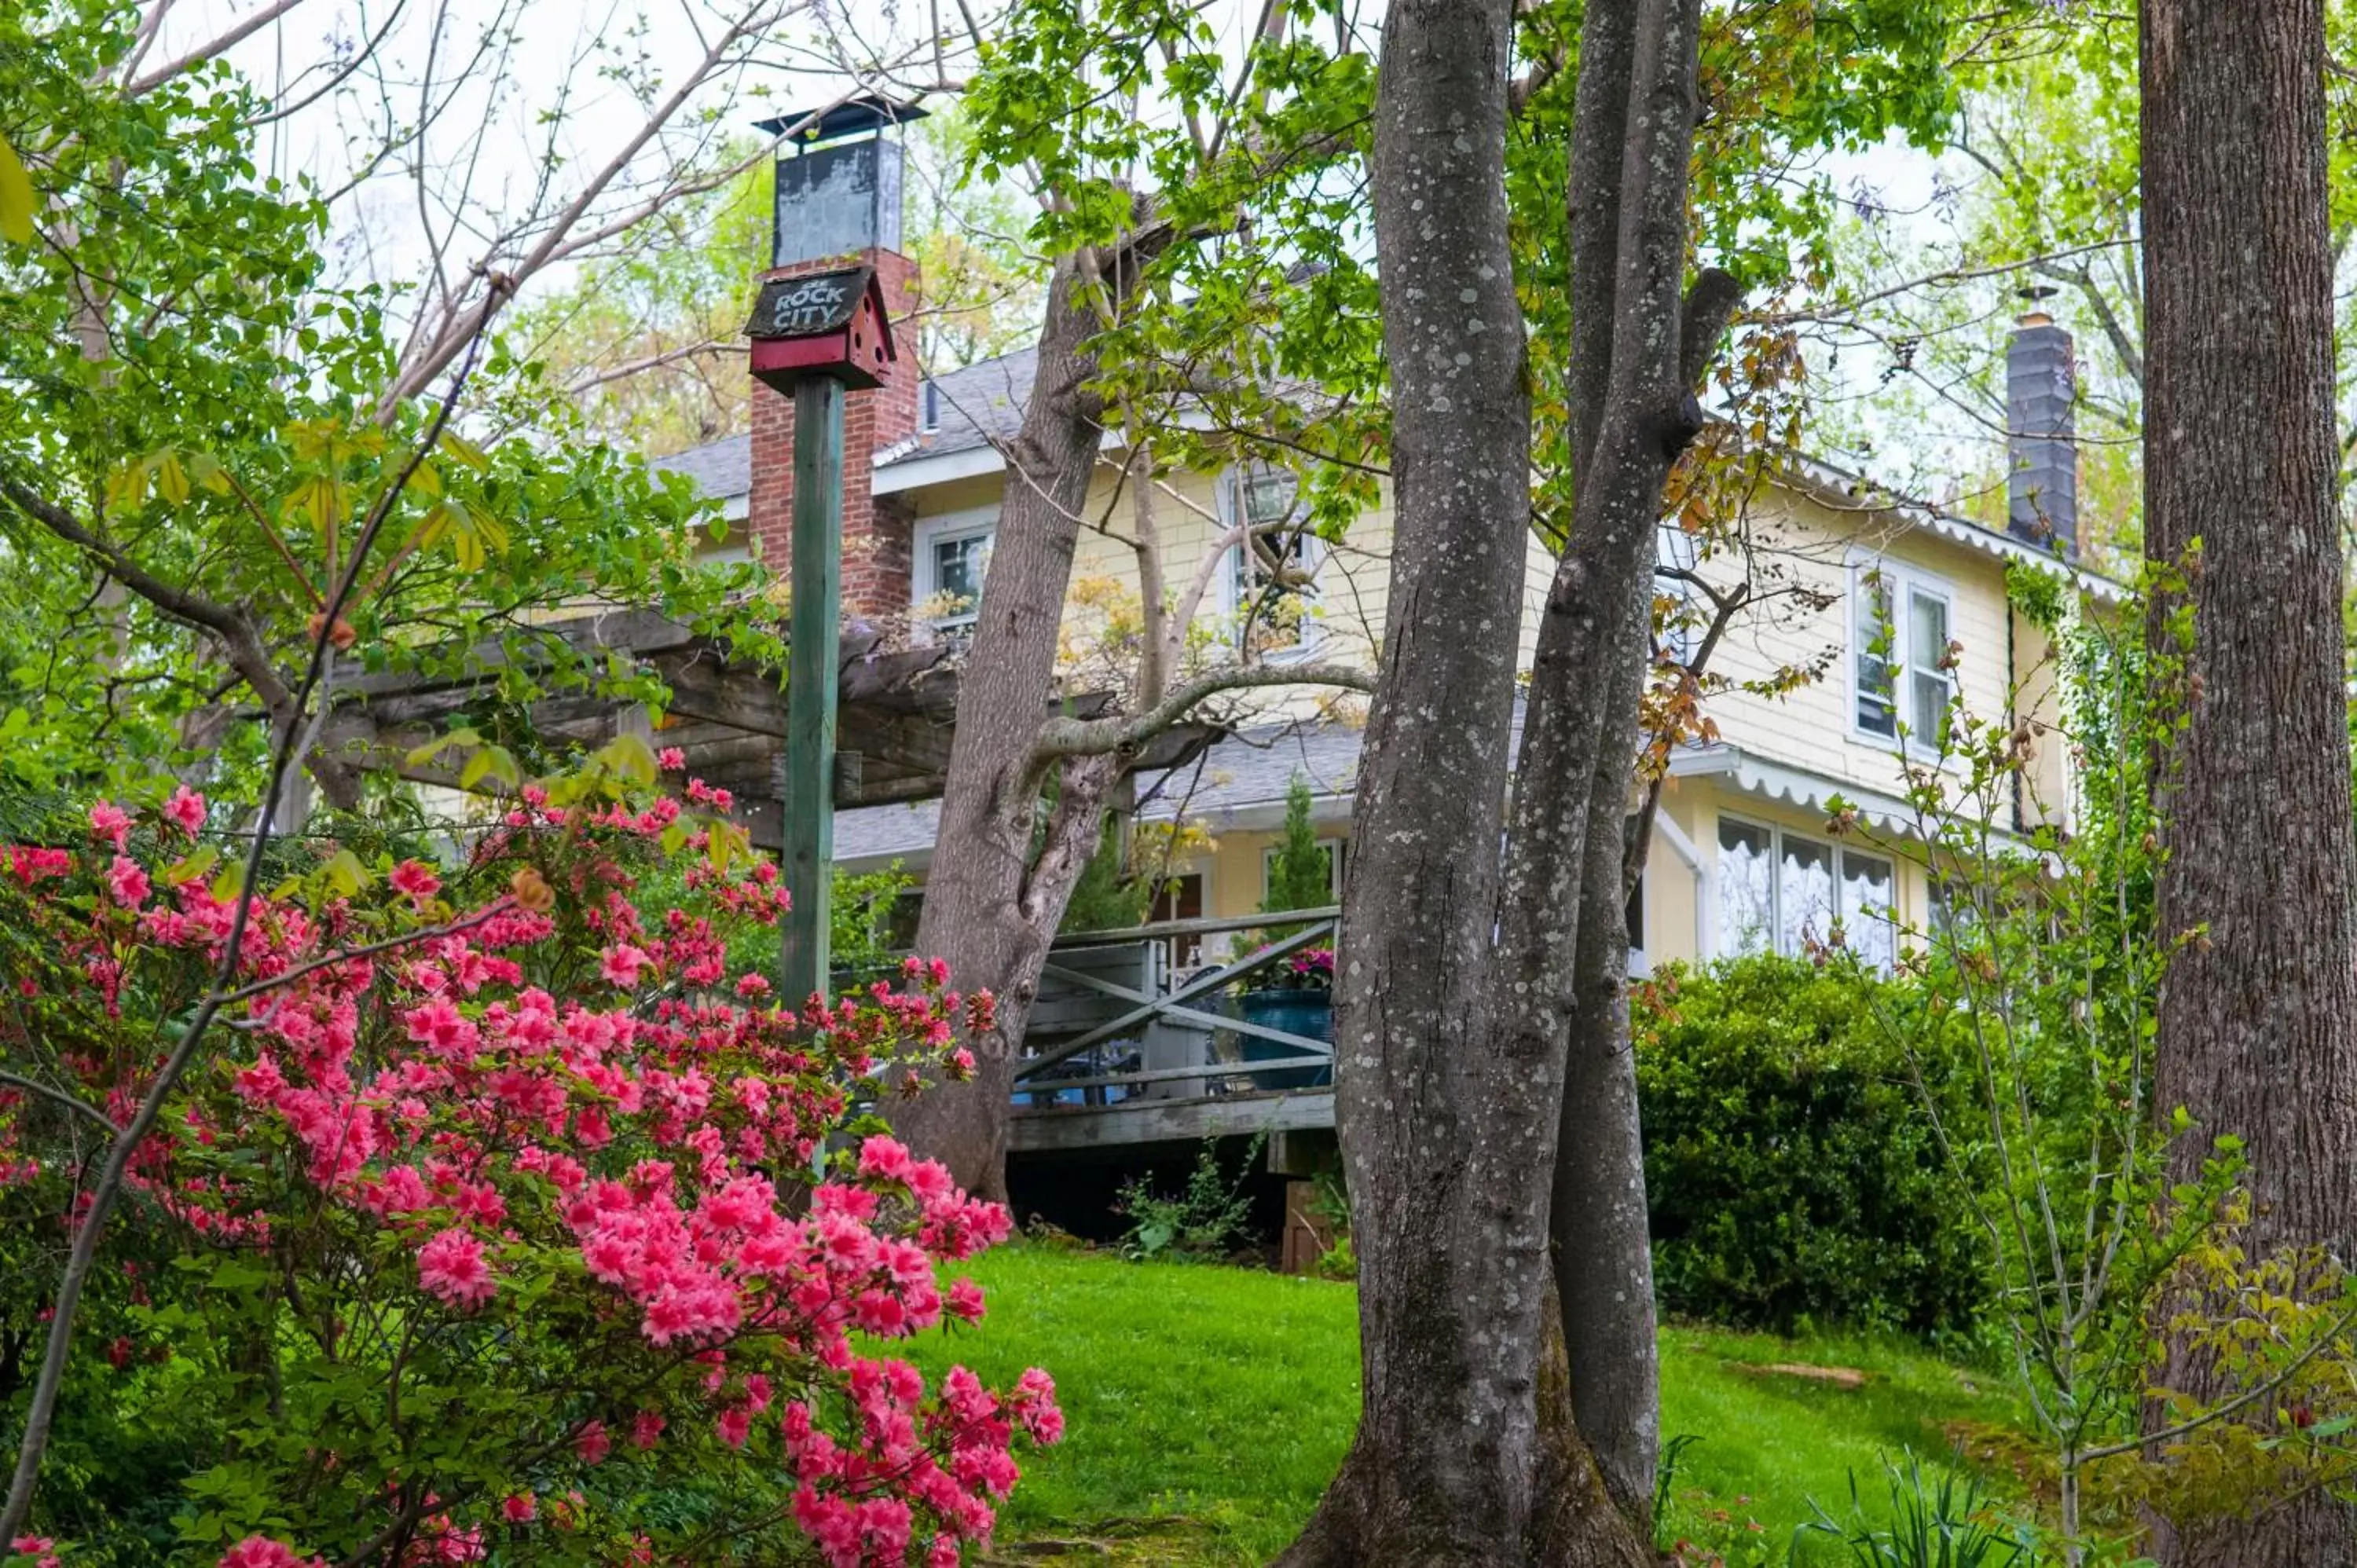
[650,350,1039,505]
[650,432,750,499]
[907,348,1034,463]
[828,719,1366,872]
[1133,720,1362,827]
[832,799,943,868]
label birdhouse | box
[745,264,899,393]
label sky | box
[154,0,1982,482]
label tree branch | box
[1031,661,1375,761]
[126,0,311,97]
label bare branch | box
[126,0,312,97]
[564,337,745,394]
[1032,661,1376,761]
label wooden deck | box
[1007,908,1340,1152]
[1010,1087,1334,1152]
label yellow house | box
[654,305,2117,978]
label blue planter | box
[1236,988,1334,1091]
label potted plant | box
[1237,945,1335,1090]
[1234,778,1339,1090]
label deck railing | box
[1011,907,1340,1108]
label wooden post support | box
[779,374,845,1002]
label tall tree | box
[881,2,1391,1196]
[1276,0,1733,1555]
[1277,0,1579,1555]
[2141,1,2357,1562]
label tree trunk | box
[1549,745,1659,1524]
[1274,4,1647,1563]
[1530,0,1731,1535]
[2142,1,2357,1561]
[892,255,1115,1200]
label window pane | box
[1626,870,1646,953]
[1857,575,1897,737]
[1717,819,1774,956]
[1655,525,1700,666]
[1778,836,1835,956]
[932,532,990,612]
[1233,529,1319,654]
[1241,466,1299,526]
[1839,852,1895,973]
[1908,589,1949,741]
[1908,588,1948,667]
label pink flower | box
[500,1493,537,1524]
[717,1405,751,1448]
[657,746,687,771]
[106,855,151,910]
[574,1419,611,1466]
[218,1541,326,1568]
[416,1228,497,1310]
[89,800,131,849]
[599,943,650,988]
[163,785,207,837]
[389,859,442,907]
[947,1277,986,1323]
[631,1408,665,1450]
[11,1537,60,1568]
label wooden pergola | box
[315,606,1216,846]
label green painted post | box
[780,374,844,1002]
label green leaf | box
[439,433,491,471]
[288,473,342,533]
[155,450,191,506]
[163,845,220,886]
[457,744,519,792]
[185,450,231,495]
[0,132,31,247]
[324,848,369,897]
[405,727,478,768]
[596,730,658,786]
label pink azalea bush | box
[0,775,1054,1566]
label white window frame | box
[1714,811,1897,971]
[911,506,998,638]
[1655,522,1703,668]
[1260,835,1345,904]
[1219,464,1325,662]
[1849,557,1958,756]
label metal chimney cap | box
[756,94,930,146]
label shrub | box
[0,764,1057,1565]
[1635,954,1988,1335]
[1115,1138,1262,1262]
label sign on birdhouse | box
[746,265,897,392]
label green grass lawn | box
[910,1244,2034,1566]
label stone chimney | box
[2005,291,2077,558]
[747,97,925,621]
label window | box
[1222,464,1321,658]
[1261,838,1344,903]
[1655,522,1702,667]
[1716,814,1896,969]
[912,511,995,639]
[1853,563,1956,749]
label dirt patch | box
[981,1517,1241,1566]
[1739,1361,1871,1389]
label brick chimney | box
[748,98,925,622]
[2005,291,2077,558]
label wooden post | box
[779,374,845,1002]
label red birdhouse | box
[746,265,899,392]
